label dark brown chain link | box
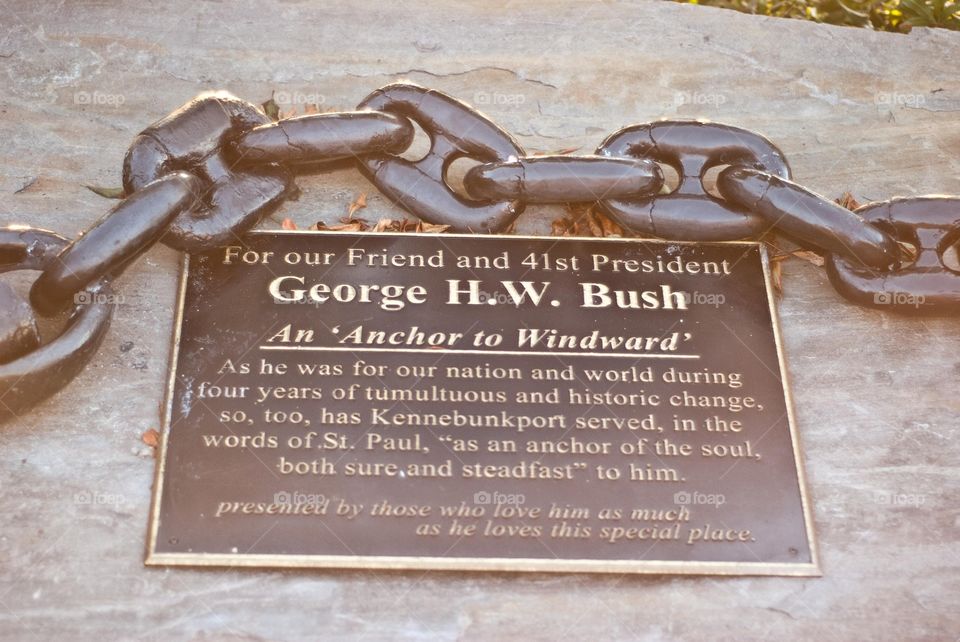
[355,83,527,233]
[716,167,902,269]
[2,80,958,420]
[0,228,114,422]
[825,196,960,313]
[123,91,293,252]
[595,121,792,241]
[463,155,662,204]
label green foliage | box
[678,0,959,31]
[899,0,960,28]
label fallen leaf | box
[346,192,367,219]
[551,217,569,236]
[549,205,627,238]
[770,260,783,297]
[281,218,298,230]
[313,221,367,232]
[262,94,280,121]
[304,103,320,115]
[896,240,918,264]
[791,249,825,267]
[587,212,604,237]
[418,221,451,233]
[85,185,125,199]
[599,212,624,237]
[141,428,160,448]
[834,192,862,211]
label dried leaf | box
[551,217,570,237]
[599,212,624,237]
[346,192,368,219]
[896,240,918,264]
[834,192,861,211]
[262,94,280,121]
[791,249,825,267]
[85,185,125,199]
[281,218,298,230]
[313,221,367,232]
[770,260,783,297]
[549,205,627,238]
[141,428,160,448]
[304,103,320,115]
[587,211,604,237]
[418,221,451,234]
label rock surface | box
[0,1,958,640]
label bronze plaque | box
[148,231,819,575]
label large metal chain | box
[2,81,958,420]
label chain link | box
[123,91,293,251]
[2,80,958,419]
[717,167,901,270]
[463,155,662,204]
[229,111,414,166]
[0,280,38,364]
[0,227,114,422]
[596,121,793,241]
[356,82,526,233]
[29,172,202,315]
[825,196,960,313]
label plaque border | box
[146,231,821,577]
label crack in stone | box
[348,66,559,90]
